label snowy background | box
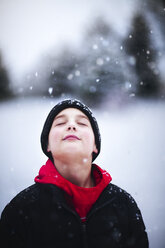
[0,0,136,80]
[0,0,165,247]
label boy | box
[0,99,149,247]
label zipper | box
[57,187,116,248]
[59,203,88,248]
[81,222,88,248]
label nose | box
[67,124,76,131]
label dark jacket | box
[0,183,149,248]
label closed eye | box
[56,122,66,126]
[77,122,87,126]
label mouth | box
[63,135,80,141]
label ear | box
[47,142,50,152]
[93,144,98,154]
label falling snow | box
[48,87,53,95]
[93,44,98,50]
[106,57,110,62]
[125,82,132,90]
[35,72,38,77]
[96,58,104,66]
[129,93,135,97]
[128,56,136,66]
[83,158,88,163]
[75,70,80,76]
[67,74,73,80]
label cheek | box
[48,129,62,146]
[83,130,95,145]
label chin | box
[59,150,85,160]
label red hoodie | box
[35,159,112,222]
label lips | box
[63,135,80,140]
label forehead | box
[55,108,88,119]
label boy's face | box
[47,108,98,162]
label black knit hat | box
[41,99,101,162]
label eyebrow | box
[76,114,89,120]
[54,114,89,120]
[54,114,66,120]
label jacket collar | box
[37,182,117,221]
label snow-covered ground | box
[0,98,165,247]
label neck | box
[52,156,94,188]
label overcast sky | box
[0,0,137,82]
